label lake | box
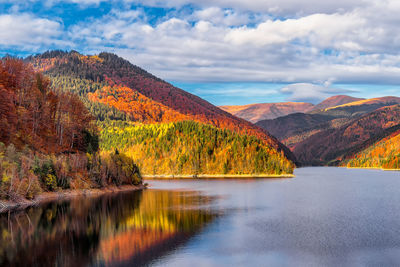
[0,167,400,266]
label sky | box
[1,0,400,105]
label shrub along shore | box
[0,143,143,213]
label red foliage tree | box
[0,58,95,153]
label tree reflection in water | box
[0,189,219,267]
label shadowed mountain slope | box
[342,125,400,169]
[292,105,400,165]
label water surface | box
[1,167,400,266]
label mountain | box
[311,95,364,111]
[220,102,314,123]
[342,125,400,170]
[26,50,295,174]
[323,96,400,110]
[220,95,364,123]
[256,113,337,148]
[292,105,400,165]
[256,96,400,149]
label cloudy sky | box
[1,0,400,105]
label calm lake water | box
[1,167,400,267]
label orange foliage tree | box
[0,58,96,153]
[88,85,189,123]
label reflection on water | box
[3,167,399,267]
[148,168,400,267]
[0,190,219,267]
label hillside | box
[256,96,400,149]
[27,52,274,141]
[311,95,364,111]
[220,102,314,123]
[100,121,294,175]
[26,50,295,173]
[0,58,142,201]
[256,113,335,142]
[88,85,190,123]
[342,126,400,170]
[324,96,400,111]
[292,105,400,165]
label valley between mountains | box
[223,95,400,169]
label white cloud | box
[3,0,400,89]
[225,13,364,48]
[125,0,368,16]
[65,1,400,85]
[280,83,357,103]
[190,7,255,26]
[0,14,65,49]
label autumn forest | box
[1,49,399,204]
[0,50,295,202]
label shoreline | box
[143,174,295,179]
[343,166,400,171]
[0,184,146,214]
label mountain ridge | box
[220,95,364,123]
[27,51,282,143]
[26,50,296,172]
[220,102,314,123]
[311,95,364,111]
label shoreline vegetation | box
[0,58,143,210]
[143,174,295,179]
[0,184,145,214]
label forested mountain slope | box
[26,50,295,174]
[257,96,400,150]
[292,105,400,165]
[100,121,294,175]
[342,126,400,170]
[256,113,336,143]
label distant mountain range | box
[220,102,314,123]
[220,95,363,123]
[253,95,400,167]
[26,51,295,174]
